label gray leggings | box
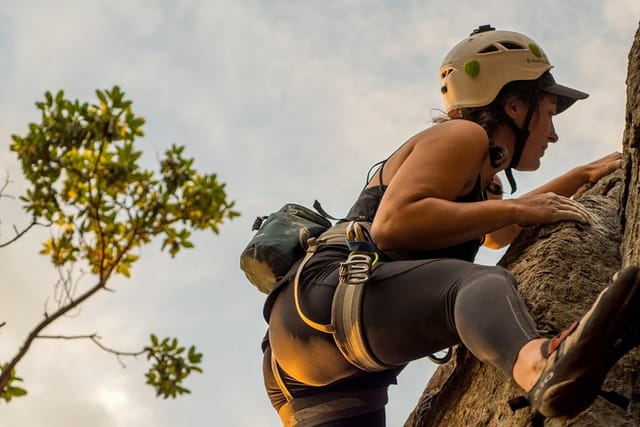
[265,256,539,415]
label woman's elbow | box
[370,219,397,251]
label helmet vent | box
[478,41,526,54]
[440,68,454,79]
[478,45,499,54]
[499,41,526,50]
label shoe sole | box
[534,266,640,418]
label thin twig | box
[0,173,14,200]
[0,219,48,248]
[54,265,80,310]
[36,333,145,368]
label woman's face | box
[516,95,559,171]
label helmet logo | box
[464,60,480,78]
[529,43,542,58]
[526,57,549,65]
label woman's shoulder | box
[431,119,488,141]
[410,119,489,155]
[380,120,490,184]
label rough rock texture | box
[622,23,640,267]
[406,23,640,427]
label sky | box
[0,1,639,426]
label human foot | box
[511,266,640,418]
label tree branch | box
[0,208,145,390]
[0,275,108,391]
[0,218,48,248]
[36,334,145,368]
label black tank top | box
[342,178,485,262]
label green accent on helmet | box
[464,60,480,78]
[529,43,542,58]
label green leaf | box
[6,386,27,397]
[96,89,107,105]
[187,346,197,363]
[55,90,65,104]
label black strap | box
[365,160,386,188]
[278,388,388,427]
[508,388,630,415]
[363,137,414,195]
[313,199,340,221]
[507,395,530,411]
[504,76,547,194]
[597,389,630,410]
[503,167,518,195]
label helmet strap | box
[503,77,545,194]
[503,119,529,194]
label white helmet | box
[440,25,587,115]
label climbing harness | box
[292,221,396,371]
[292,220,453,371]
[331,221,394,372]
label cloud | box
[604,0,640,38]
[1,337,151,427]
[1,2,639,427]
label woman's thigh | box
[362,258,509,366]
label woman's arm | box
[371,121,590,252]
[522,152,622,197]
[484,152,622,249]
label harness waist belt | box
[277,387,388,427]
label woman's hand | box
[573,152,622,197]
[583,152,622,181]
[513,192,591,228]
[516,152,622,199]
[484,189,591,249]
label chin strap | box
[503,77,546,194]
[503,120,528,194]
[503,168,517,195]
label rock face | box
[405,24,640,427]
[622,24,640,268]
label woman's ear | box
[488,144,508,168]
[503,98,524,121]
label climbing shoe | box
[510,265,640,419]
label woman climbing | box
[261,25,637,426]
